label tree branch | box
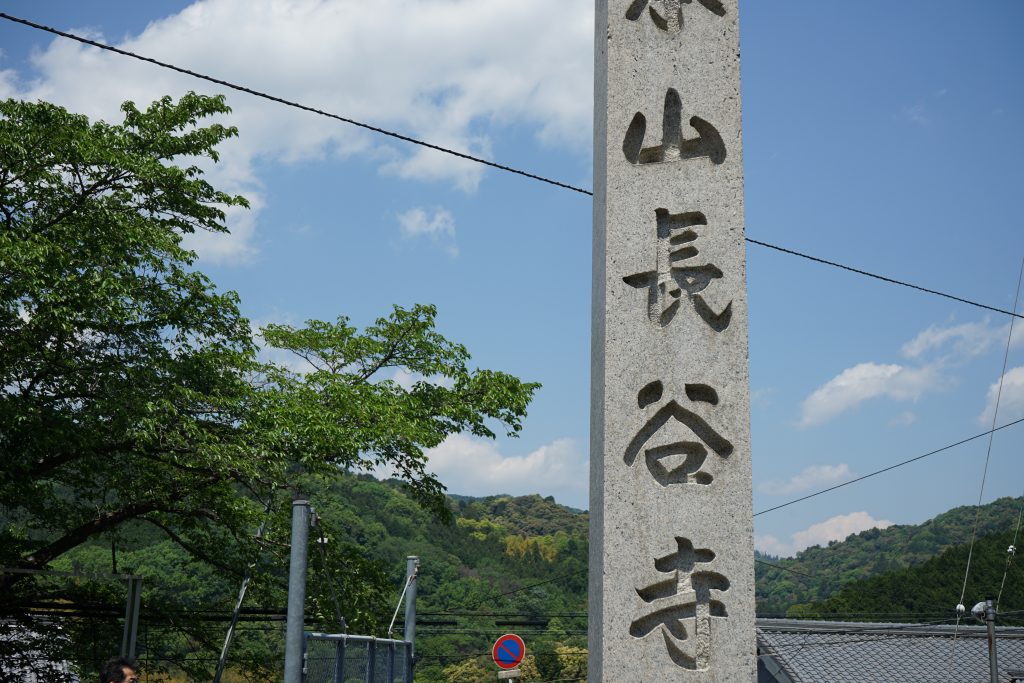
[140,516,242,576]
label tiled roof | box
[757,619,1024,683]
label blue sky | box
[2,0,1022,558]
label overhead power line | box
[948,256,1024,676]
[437,572,578,614]
[754,417,1024,517]
[0,11,591,196]
[754,558,814,581]
[746,238,1024,320]
[2,11,1020,324]
[959,257,1023,602]
[997,505,1024,611]
[419,611,586,618]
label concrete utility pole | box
[403,556,419,663]
[120,576,143,658]
[283,495,311,683]
[985,598,999,683]
[590,0,755,680]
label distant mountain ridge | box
[366,478,1023,625]
[796,526,1024,621]
[756,496,1024,616]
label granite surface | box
[590,0,755,680]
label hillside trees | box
[755,496,1024,616]
[795,528,1024,621]
[0,93,538,676]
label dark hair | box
[99,657,137,683]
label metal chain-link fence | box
[304,633,412,683]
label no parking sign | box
[492,633,526,670]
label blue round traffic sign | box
[492,633,526,669]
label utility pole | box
[283,495,311,683]
[120,576,143,659]
[985,598,999,683]
[403,557,419,665]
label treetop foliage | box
[0,92,539,680]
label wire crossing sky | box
[1,0,1022,559]
[2,10,1020,325]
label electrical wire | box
[436,572,578,614]
[761,618,960,636]
[758,620,965,663]
[2,11,1020,327]
[745,238,1024,321]
[754,558,814,581]
[419,611,587,618]
[997,504,1024,612]
[995,259,1024,613]
[754,416,1024,517]
[758,619,965,667]
[947,255,1024,681]
[313,518,347,633]
[6,11,1024,663]
[756,611,954,620]
[0,11,591,197]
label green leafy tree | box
[442,656,493,683]
[553,644,588,680]
[0,92,262,592]
[0,93,538,680]
[258,306,538,521]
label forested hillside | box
[756,496,1024,617]
[18,472,589,682]
[796,528,1024,622]
[20,468,1024,680]
[326,475,589,682]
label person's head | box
[99,657,138,683]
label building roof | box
[756,619,1024,683]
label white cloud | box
[792,512,893,553]
[182,196,263,264]
[754,535,791,558]
[757,512,893,558]
[799,362,943,428]
[250,315,319,374]
[901,103,930,127]
[799,317,1024,428]
[978,366,1024,426]
[901,318,1013,361]
[888,411,917,427]
[758,464,852,497]
[750,387,775,408]
[2,0,593,261]
[424,434,588,509]
[391,368,419,391]
[397,207,458,257]
[389,367,454,390]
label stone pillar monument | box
[589,0,755,681]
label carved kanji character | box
[623,208,732,330]
[625,0,727,34]
[623,89,726,166]
[624,379,733,486]
[630,537,730,670]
